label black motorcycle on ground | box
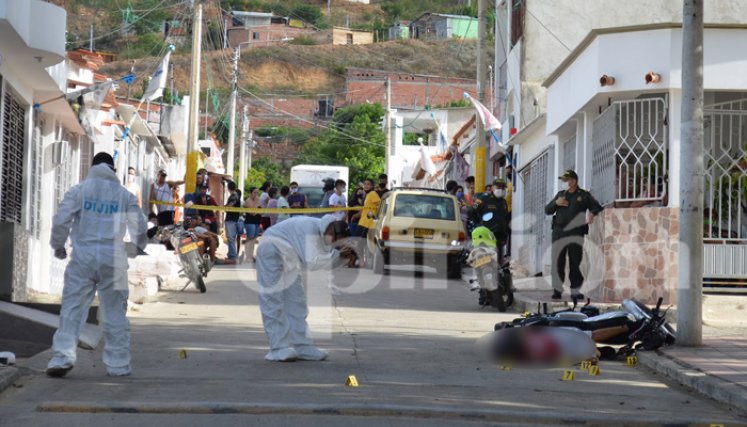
[495,297,676,355]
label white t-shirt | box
[328,192,347,221]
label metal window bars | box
[562,133,576,172]
[520,149,553,274]
[1,87,27,225]
[704,98,747,243]
[592,98,668,207]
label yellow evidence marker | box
[580,361,592,371]
[626,356,638,366]
[346,375,359,387]
[589,365,601,376]
[500,364,512,371]
[179,349,188,359]
[562,370,575,381]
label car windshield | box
[299,187,325,207]
[393,194,456,221]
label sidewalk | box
[638,333,747,413]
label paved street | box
[1,265,746,426]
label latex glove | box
[54,248,67,260]
[586,213,594,225]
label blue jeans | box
[225,220,242,259]
[245,223,260,240]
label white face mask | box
[127,175,135,183]
[290,188,298,194]
[564,182,572,191]
[493,189,506,199]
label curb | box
[0,366,21,394]
[36,400,745,426]
[637,350,747,413]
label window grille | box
[30,114,44,238]
[704,98,747,242]
[520,149,552,274]
[79,137,92,181]
[592,98,668,207]
[1,85,27,225]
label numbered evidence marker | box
[346,375,359,387]
[562,370,575,381]
[588,365,601,376]
[580,361,592,371]
[179,349,188,359]
[626,356,638,366]
[500,364,512,371]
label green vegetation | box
[288,36,318,46]
[245,157,289,192]
[381,0,477,21]
[296,103,385,188]
[254,126,314,144]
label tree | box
[245,156,288,193]
[297,103,386,188]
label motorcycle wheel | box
[491,287,509,312]
[182,252,207,293]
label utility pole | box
[475,0,489,190]
[677,0,704,346]
[169,62,175,106]
[226,47,239,181]
[187,1,203,153]
[385,77,391,178]
[89,24,94,51]
[238,105,248,189]
[327,0,331,19]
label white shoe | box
[106,365,132,377]
[295,345,328,361]
[265,347,299,362]
[46,356,74,378]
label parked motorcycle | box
[464,222,514,312]
[158,221,211,293]
[495,297,676,354]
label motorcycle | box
[495,297,676,355]
[158,221,211,293]
[463,216,514,312]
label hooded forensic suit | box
[48,163,147,375]
[256,215,341,361]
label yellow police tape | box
[151,200,364,215]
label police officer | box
[545,170,603,300]
[470,178,510,249]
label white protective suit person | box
[256,214,351,362]
[46,153,147,378]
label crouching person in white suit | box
[46,152,148,378]
[256,214,355,362]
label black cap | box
[92,152,114,167]
[559,170,579,181]
[158,170,167,177]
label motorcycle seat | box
[547,312,635,331]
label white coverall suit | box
[48,164,147,375]
[256,215,340,361]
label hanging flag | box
[419,142,437,176]
[430,112,448,151]
[463,92,502,131]
[142,49,172,101]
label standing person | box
[256,215,355,361]
[287,181,308,215]
[327,179,347,221]
[320,178,335,208]
[46,152,147,378]
[351,179,377,238]
[469,178,510,256]
[377,173,390,196]
[348,183,366,237]
[464,176,476,206]
[456,185,469,226]
[267,187,280,227]
[445,180,459,196]
[223,181,243,265]
[150,170,183,226]
[276,186,291,223]
[125,167,142,208]
[258,181,273,231]
[243,187,262,263]
[545,170,604,300]
[195,186,218,233]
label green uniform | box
[470,193,509,242]
[544,187,603,293]
[545,188,603,240]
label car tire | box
[373,250,387,275]
[446,254,462,279]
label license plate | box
[179,242,199,254]
[414,228,434,239]
[473,255,492,268]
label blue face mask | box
[456,192,464,199]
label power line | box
[523,5,572,52]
